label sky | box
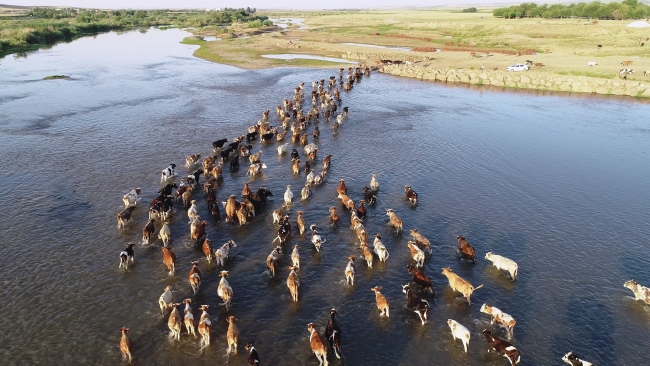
[3,0,524,10]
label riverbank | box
[185,10,650,99]
[378,63,650,98]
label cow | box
[457,235,477,264]
[482,330,520,365]
[441,267,483,305]
[480,304,517,340]
[402,284,430,325]
[485,252,518,280]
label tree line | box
[493,0,650,19]
[1,8,271,56]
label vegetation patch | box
[43,75,70,80]
[556,70,615,79]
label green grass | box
[180,36,205,45]
[555,70,615,79]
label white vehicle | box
[506,64,529,72]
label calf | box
[214,240,237,267]
[407,241,425,268]
[485,252,518,280]
[447,319,470,353]
[410,229,432,255]
[119,244,135,269]
[373,234,389,262]
[404,185,418,206]
[480,304,516,340]
[624,280,650,305]
[370,174,379,191]
[191,221,207,246]
[246,341,260,365]
[360,242,374,268]
[307,323,328,366]
[266,246,282,277]
[356,200,367,220]
[287,266,300,302]
[336,179,348,195]
[117,206,137,230]
[329,206,339,226]
[457,235,477,264]
[310,224,326,252]
[182,298,196,338]
[291,245,300,269]
[296,210,306,235]
[402,284,430,325]
[344,255,355,286]
[217,271,233,311]
[142,218,156,245]
[198,305,212,347]
[202,238,213,262]
[158,221,171,247]
[482,330,520,365]
[371,286,390,317]
[386,209,403,233]
[441,267,483,305]
[168,303,182,341]
[188,261,202,295]
[325,309,342,359]
[119,328,133,364]
[301,183,312,201]
[562,351,594,366]
[226,316,240,355]
[161,247,176,276]
[407,265,434,295]
[158,285,173,316]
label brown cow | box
[161,247,176,276]
[457,235,477,264]
[407,265,434,295]
[191,221,207,245]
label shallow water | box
[262,54,357,64]
[1,27,650,366]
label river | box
[0,27,649,365]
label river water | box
[1,28,649,366]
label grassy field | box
[188,10,650,81]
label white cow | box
[215,240,237,267]
[624,280,650,305]
[447,319,470,353]
[485,252,518,280]
[480,304,516,340]
[122,188,141,208]
[160,164,177,182]
[587,61,597,67]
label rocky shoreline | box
[377,63,650,98]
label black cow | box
[402,284,430,325]
[212,138,228,149]
[325,308,342,359]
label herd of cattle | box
[114,64,650,366]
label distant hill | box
[0,4,33,9]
